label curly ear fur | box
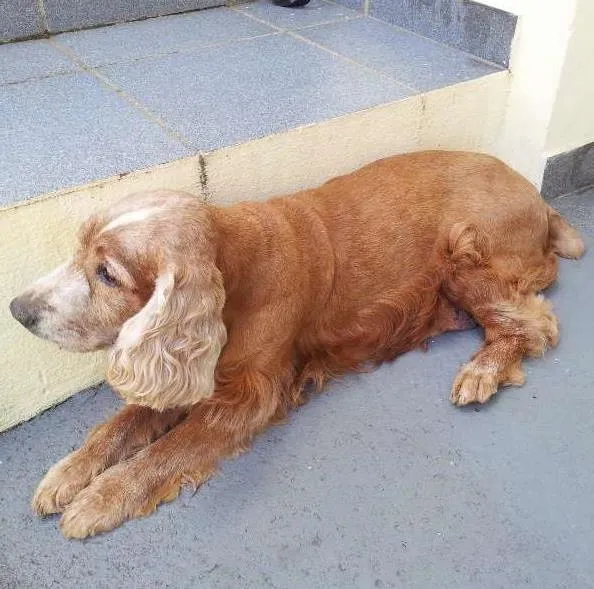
[107,258,227,411]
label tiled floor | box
[0,0,502,206]
[55,8,273,66]
[1,74,191,202]
[0,188,592,588]
[299,17,498,92]
[368,0,517,67]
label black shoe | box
[273,0,311,6]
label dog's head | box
[9,190,227,410]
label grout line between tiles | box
[55,31,281,69]
[287,29,420,93]
[313,0,362,16]
[36,0,49,33]
[229,3,334,32]
[231,3,364,32]
[48,38,197,151]
[283,13,364,32]
[1,69,78,87]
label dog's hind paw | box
[450,362,499,406]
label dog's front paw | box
[60,482,124,539]
[32,452,97,516]
[59,461,184,539]
[450,362,499,406]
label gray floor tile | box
[0,39,77,85]
[550,187,594,233]
[44,0,224,33]
[100,33,412,151]
[0,0,42,42]
[0,73,190,205]
[55,7,275,67]
[331,0,363,11]
[0,191,592,588]
[370,0,516,67]
[236,0,356,30]
[300,17,501,92]
[542,142,594,199]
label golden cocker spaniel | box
[10,151,584,538]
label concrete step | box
[0,0,511,430]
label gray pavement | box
[0,188,592,589]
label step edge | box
[1,69,509,213]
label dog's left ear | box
[107,247,227,410]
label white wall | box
[492,0,594,185]
[495,0,577,184]
[476,0,526,16]
[546,0,594,155]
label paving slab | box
[99,33,412,151]
[0,73,190,206]
[55,8,275,67]
[43,0,224,33]
[0,0,41,42]
[236,0,357,30]
[0,39,77,85]
[299,17,501,92]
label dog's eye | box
[96,263,119,287]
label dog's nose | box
[9,297,39,330]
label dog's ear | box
[107,251,227,410]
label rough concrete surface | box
[0,188,592,588]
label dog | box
[10,151,584,538]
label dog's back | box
[230,150,584,386]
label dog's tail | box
[547,206,585,259]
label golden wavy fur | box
[10,150,584,538]
[107,256,227,410]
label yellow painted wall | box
[495,0,577,184]
[0,158,203,431]
[495,0,594,184]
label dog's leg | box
[59,370,282,539]
[428,296,477,337]
[32,405,185,515]
[450,292,559,405]
[444,222,562,406]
